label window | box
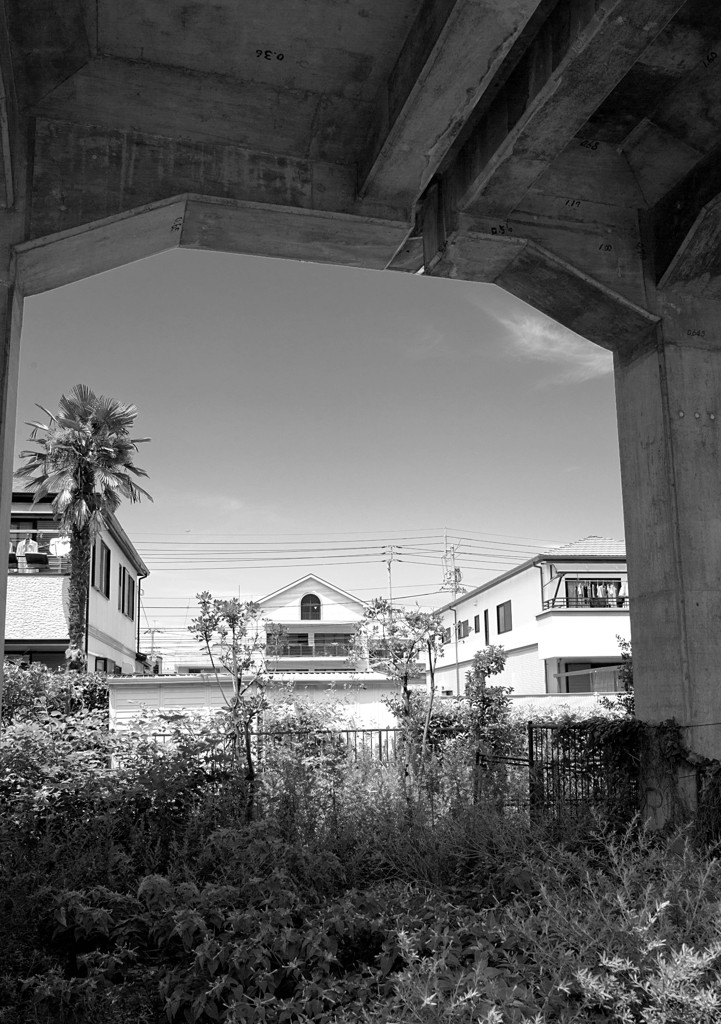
[280,632,312,656]
[457,619,470,639]
[560,661,621,694]
[92,540,111,598]
[94,657,115,673]
[483,609,489,645]
[300,593,321,620]
[496,600,512,634]
[117,565,136,619]
[473,614,480,634]
[442,627,451,645]
[314,632,352,655]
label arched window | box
[301,593,321,620]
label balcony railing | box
[272,643,353,658]
[8,552,70,575]
[543,597,629,610]
[9,528,71,575]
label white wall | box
[88,535,139,671]
[5,575,69,638]
[109,674,418,730]
[536,608,631,660]
[435,565,545,695]
[260,578,365,624]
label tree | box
[16,385,151,669]
[188,592,273,819]
[598,635,635,716]
[464,645,513,804]
[353,598,446,792]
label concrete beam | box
[6,0,90,109]
[0,4,15,209]
[426,219,658,354]
[15,196,185,296]
[34,55,375,166]
[16,193,409,297]
[29,117,408,241]
[654,145,721,291]
[358,0,545,204]
[180,196,409,270]
[446,0,685,218]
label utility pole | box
[384,544,399,606]
[144,624,163,673]
[441,530,466,696]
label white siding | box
[109,675,417,731]
[88,533,139,671]
[260,578,365,624]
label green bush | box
[2,674,721,1022]
[1,660,109,725]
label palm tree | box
[16,385,151,668]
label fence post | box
[528,721,541,822]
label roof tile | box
[542,535,626,558]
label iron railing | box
[543,597,629,610]
[528,721,638,821]
[272,643,352,658]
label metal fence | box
[254,727,399,763]
[136,721,640,821]
[528,721,639,821]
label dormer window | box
[301,593,321,620]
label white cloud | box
[488,310,613,384]
[403,325,447,359]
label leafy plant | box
[16,384,151,669]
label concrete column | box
[0,119,29,728]
[614,292,721,764]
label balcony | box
[273,643,352,658]
[8,528,70,575]
[543,597,629,610]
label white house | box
[432,537,631,701]
[110,573,425,729]
[5,491,149,673]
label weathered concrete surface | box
[5,0,721,767]
[614,294,721,762]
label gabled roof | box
[436,535,626,612]
[541,536,625,558]
[257,573,365,607]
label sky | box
[12,249,623,666]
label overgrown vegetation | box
[1,661,720,1023]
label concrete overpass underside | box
[4,0,721,767]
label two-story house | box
[5,491,149,673]
[110,574,425,729]
[433,537,631,699]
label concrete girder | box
[16,195,411,297]
[29,118,409,242]
[424,218,658,355]
[33,55,377,167]
[444,0,687,218]
[358,0,546,205]
[6,0,91,109]
[654,146,721,292]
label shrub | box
[1,660,109,725]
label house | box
[110,574,425,729]
[432,537,631,701]
[5,491,149,674]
